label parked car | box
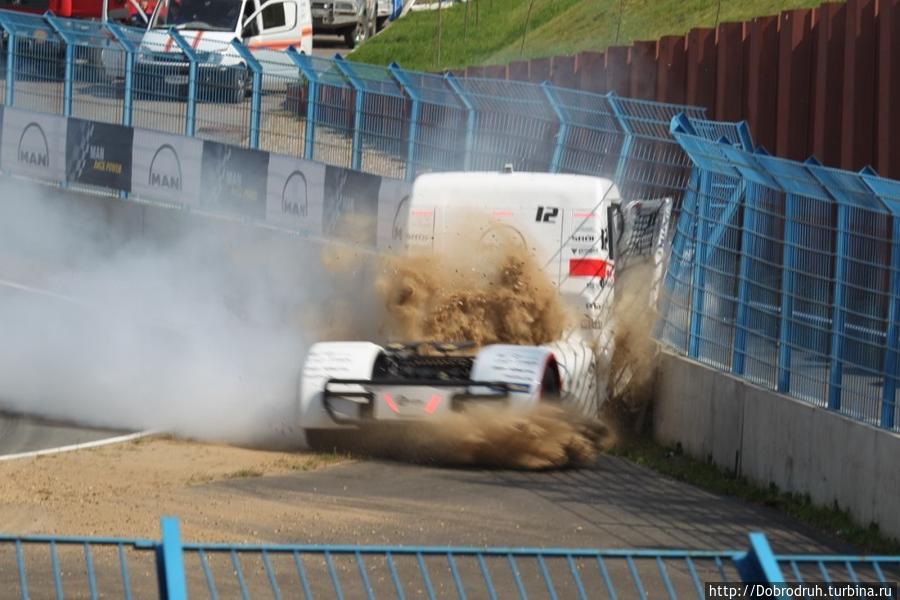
[311,0,375,48]
[102,0,313,103]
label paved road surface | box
[0,412,128,457]
[214,456,849,554]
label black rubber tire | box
[343,21,365,48]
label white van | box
[108,0,313,102]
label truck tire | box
[343,21,365,48]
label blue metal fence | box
[7,516,897,599]
[658,114,900,432]
[0,9,728,207]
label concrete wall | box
[654,351,900,540]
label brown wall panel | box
[576,51,607,93]
[715,22,746,123]
[840,0,877,171]
[605,46,631,95]
[657,35,688,105]
[483,64,507,79]
[630,41,658,100]
[529,57,551,84]
[776,9,814,161]
[507,60,529,83]
[877,0,900,178]
[810,3,847,167]
[551,55,577,88]
[745,16,779,153]
[686,28,717,114]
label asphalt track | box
[210,456,850,554]
[0,412,129,457]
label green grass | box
[351,0,839,71]
[611,437,900,555]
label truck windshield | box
[151,0,244,31]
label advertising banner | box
[131,128,203,207]
[375,176,412,252]
[323,165,382,247]
[265,154,326,236]
[65,118,134,191]
[200,141,269,220]
[1,107,66,184]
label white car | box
[299,171,622,440]
[106,0,313,102]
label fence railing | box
[8,516,897,599]
[0,9,751,210]
[658,113,900,432]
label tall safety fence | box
[6,517,899,599]
[0,9,739,209]
[658,114,900,432]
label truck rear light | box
[383,393,399,414]
[424,394,442,415]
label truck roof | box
[410,171,620,210]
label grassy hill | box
[350,0,838,70]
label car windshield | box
[152,0,244,31]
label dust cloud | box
[604,262,660,434]
[313,404,612,470]
[0,184,615,467]
[0,180,377,446]
[375,228,569,346]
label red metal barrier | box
[469,0,900,179]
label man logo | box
[18,123,49,168]
[148,144,182,191]
[281,171,308,218]
[391,195,409,242]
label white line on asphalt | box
[0,431,156,462]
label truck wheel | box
[376,16,387,31]
[230,69,250,104]
[344,21,365,48]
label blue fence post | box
[540,82,567,173]
[735,532,785,583]
[167,30,198,138]
[105,23,136,128]
[4,30,14,106]
[288,47,317,161]
[157,517,188,600]
[444,72,476,171]
[880,214,900,429]
[44,14,73,117]
[827,201,850,411]
[0,14,17,106]
[334,54,364,171]
[777,191,797,394]
[732,181,757,377]
[388,62,419,181]
[230,40,262,150]
[688,166,714,360]
[607,93,634,186]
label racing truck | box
[299,171,629,441]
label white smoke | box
[0,179,377,446]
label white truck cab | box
[299,172,623,435]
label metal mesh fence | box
[0,8,713,215]
[659,115,900,431]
